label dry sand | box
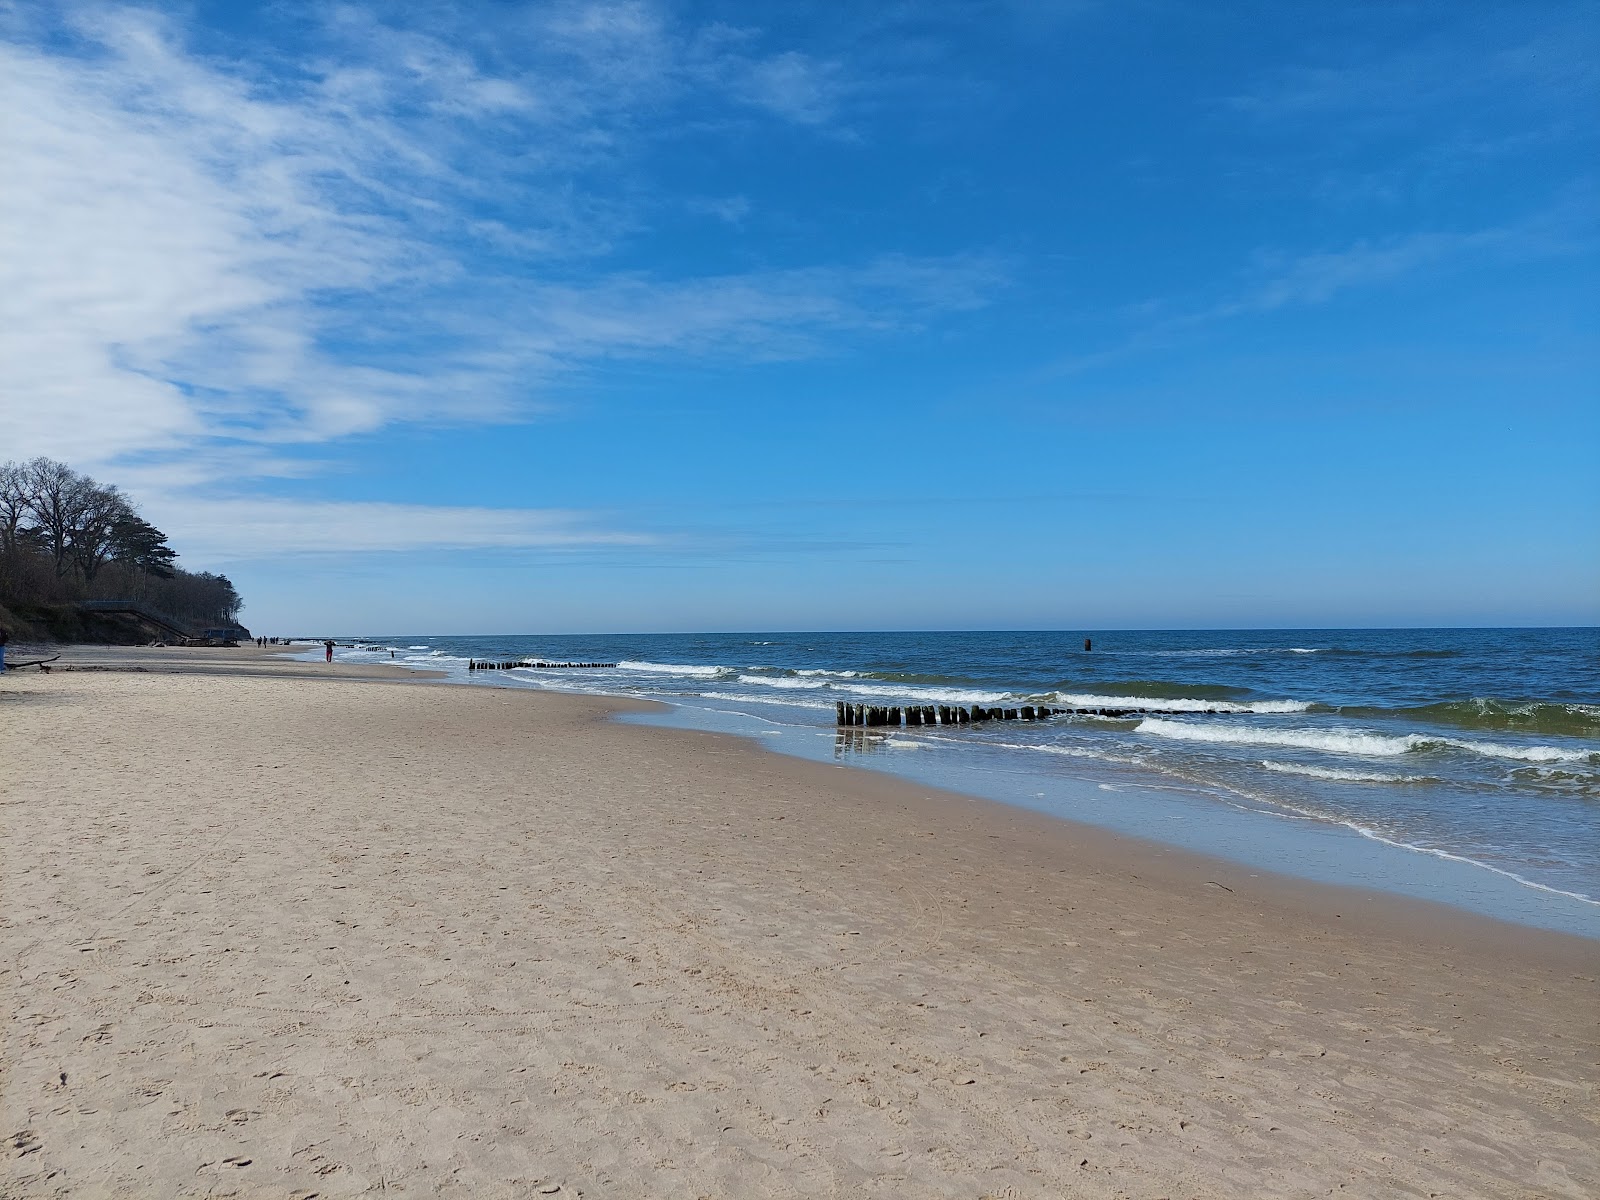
[2,653,1596,1198]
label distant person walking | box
[0,625,8,673]
[324,639,335,663]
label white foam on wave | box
[738,674,828,690]
[795,668,859,678]
[1123,647,1323,657]
[1136,718,1593,763]
[408,645,429,649]
[844,681,1013,704]
[1260,760,1429,784]
[695,690,836,712]
[1052,692,1311,714]
[617,660,728,679]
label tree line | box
[0,458,242,631]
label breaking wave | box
[1136,718,1594,763]
[738,674,829,690]
[1051,692,1311,714]
[617,660,732,679]
[1368,698,1600,738]
[1260,760,1431,785]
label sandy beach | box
[3,651,1596,1199]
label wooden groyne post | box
[469,659,618,671]
[836,702,1243,726]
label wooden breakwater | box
[837,702,1243,726]
[469,659,617,671]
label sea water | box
[304,628,1600,937]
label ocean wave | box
[1053,678,1252,701]
[1505,765,1600,796]
[694,690,836,711]
[1030,744,1148,766]
[739,679,1309,713]
[909,733,1147,767]
[1319,647,1462,659]
[1122,647,1323,657]
[617,660,731,679]
[1260,761,1431,785]
[1051,692,1311,714]
[843,681,1015,704]
[845,670,996,687]
[408,645,429,649]
[1136,718,1594,763]
[1367,698,1600,738]
[737,674,828,690]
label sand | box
[2,652,1596,1198]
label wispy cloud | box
[1229,199,1592,316]
[144,496,654,562]
[1218,4,1598,209]
[1043,197,1593,377]
[0,2,1002,556]
[1226,11,1597,125]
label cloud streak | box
[0,2,996,482]
[1040,196,1593,378]
[144,496,654,562]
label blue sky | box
[3,0,1595,632]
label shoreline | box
[4,649,1597,1195]
[39,641,1600,944]
[281,639,1600,938]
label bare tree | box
[0,461,33,555]
[25,458,95,577]
[69,484,135,585]
[0,461,37,596]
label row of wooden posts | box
[837,702,1240,726]
[468,659,617,671]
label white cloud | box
[736,50,845,125]
[0,9,435,465]
[1040,199,1591,378]
[508,253,1005,363]
[1226,10,1597,124]
[1234,199,1591,315]
[0,3,998,489]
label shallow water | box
[300,628,1600,937]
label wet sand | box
[2,651,1596,1198]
